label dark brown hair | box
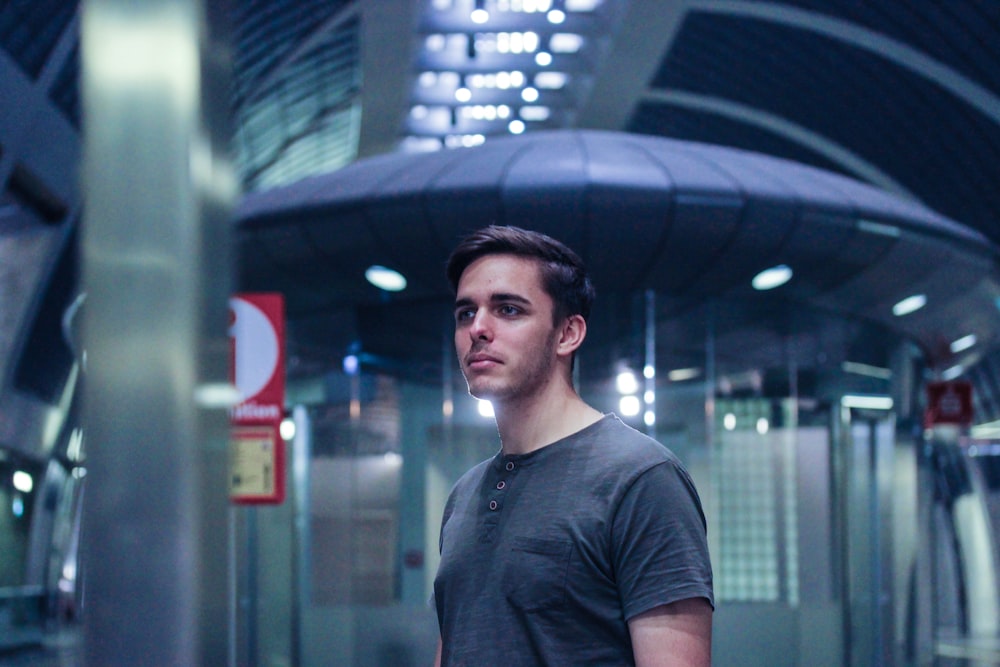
[446,225,595,323]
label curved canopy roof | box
[238,130,1000,386]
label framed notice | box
[230,423,286,505]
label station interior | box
[2,1,1000,665]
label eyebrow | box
[454,293,532,310]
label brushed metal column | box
[80,1,236,664]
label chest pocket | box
[501,536,573,611]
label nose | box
[468,310,492,341]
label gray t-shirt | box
[434,414,714,666]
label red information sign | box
[924,380,974,428]
[229,293,286,504]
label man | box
[433,225,714,666]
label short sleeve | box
[610,460,714,620]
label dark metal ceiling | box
[224,0,1000,407]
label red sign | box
[229,293,286,504]
[230,293,285,425]
[924,380,974,428]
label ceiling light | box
[667,367,701,382]
[535,51,552,66]
[643,365,655,379]
[534,71,568,89]
[857,219,900,238]
[519,106,550,121]
[471,8,489,23]
[752,264,792,290]
[521,87,539,102]
[756,418,769,435]
[841,361,892,380]
[478,399,495,417]
[13,471,33,494]
[841,395,893,410]
[425,34,446,52]
[616,370,639,395]
[644,411,656,426]
[365,265,407,291]
[892,293,926,316]
[644,390,655,404]
[547,9,566,23]
[508,120,525,134]
[565,0,601,9]
[549,33,583,53]
[619,395,641,417]
[455,87,472,102]
[942,365,964,381]
[723,413,736,430]
[950,334,977,353]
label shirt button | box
[505,461,515,471]
[489,500,499,511]
[496,480,506,490]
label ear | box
[555,314,587,359]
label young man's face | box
[453,254,561,405]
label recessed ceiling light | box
[365,265,407,292]
[950,334,977,354]
[667,367,701,381]
[521,87,539,102]
[508,120,525,134]
[751,264,792,290]
[841,361,892,380]
[535,51,553,66]
[942,365,964,380]
[470,8,489,23]
[547,9,566,23]
[892,293,926,316]
[842,395,893,410]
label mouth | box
[466,353,501,370]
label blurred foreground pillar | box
[80,0,236,664]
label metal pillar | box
[79,0,235,664]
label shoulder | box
[576,414,683,474]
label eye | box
[498,304,521,316]
[455,308,476,323]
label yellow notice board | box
[230,423,285,504]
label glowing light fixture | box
[478,399,495,417]
[841,395,893,410]
[892,294,926,316]
[471,8,489,23]
[950,334,977,354]
[13,471,33,494]
[756,418,769,435]
[942,365,964,381]
[521,87,539,102]
[547,9,566,23]
[619,395,641,417]
[667,367,701,382]
[343,354,359,375]
[841,361,892,380]
[644,411,656,427]
[616,370,639,394]
[752,264,792,290]
[280,418,296,441]
[508,120,526,134]
[535,51,552,66]
[723,413,736,430]
[365,265,407,292]
[455,87,472,102]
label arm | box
[628,597,713,667]
[433,638,442,667]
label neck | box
[492,377,604,456]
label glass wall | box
[237,292,930,666]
